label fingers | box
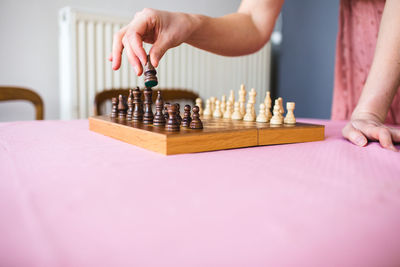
[377,128,398,152]
[125,29,148,66]
[112,26,127,70]
[342,123,368,147]
[122,36,143,75]
[149,39,169,67]
[389,127,400,143]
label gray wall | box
[276,0,339,119]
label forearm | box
[186,0,283,56]
[354,0,400,121]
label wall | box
[277,0,339,119]
[0,0,240,122]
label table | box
[1,119,399,267]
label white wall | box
[0,0,240,122]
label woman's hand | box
[342,111,399,151]
[109,8,199,75]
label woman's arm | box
[342,0,400,151]
[110,0,283,75]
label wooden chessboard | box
[89,115,325,155]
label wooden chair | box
[94,88,199,116]
[0,86,44,120]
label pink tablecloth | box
[0,119,399,267]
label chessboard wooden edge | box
[89,116,325,155]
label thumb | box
[149,39,170,68]
[342,123,368,147]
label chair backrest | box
[94,88,199,116]
[0,86,44,120]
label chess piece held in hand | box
[144,55,158,88]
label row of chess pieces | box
[110,87,203,131]
[195,84,296,125]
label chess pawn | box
[118,94,127,120]
[182,105,192,127]
[126,97,133,121]
[203,99,212,118]
[190,106,203,129]
[144,55,158,88]
[243,102,256,122]
[153,90,166,126]
[213,100,223,118]
[111,97,118,118]
[164,102,170,121]
[231,101,243,120]
[284,102,296,124]
[270,100,283,125]
[195,98,203,115]
[223,100,233,119]
[256,103,268,123]
[221,95,227,113]
[278,97,284,116]
[165,104,180,131]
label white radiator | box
[59,7,272,119]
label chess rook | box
[284,102,296,124]
[144,55,158,88]
[165,104,180,131]
[143,88,154,124]
[153,91,166,126]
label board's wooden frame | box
[89,116,325,155]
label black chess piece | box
[143,88,154,124]
[175,103,182,125]
[190,105,203,129]
[164,102,170,121]
[111,97,118,118]
[182,104,192,127]
[165,104,180,131]
[127,96,133,121]
[132,87,143,121]
[118,94,127,120]
[153,91,166,126]
[144,55,158,88]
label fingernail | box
[355,136,367,146]
[134,66,139,75]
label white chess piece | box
[203,99,212,118]
[278,97,284,116]
[249,88,257,104]
[243,102,256,122]
[195,98,203,115]
[231,101,243,120]
[270,100,283,125]
[213,100,223,118]
[256,103,268,123]
[264,92,272,121]
[284,102,296,124]
[223,100,233,119]
[221,95,227,113]
[239,84,247,116]
[210,97,216,114]
[228,90,235,104]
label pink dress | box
[332,0,400,124]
